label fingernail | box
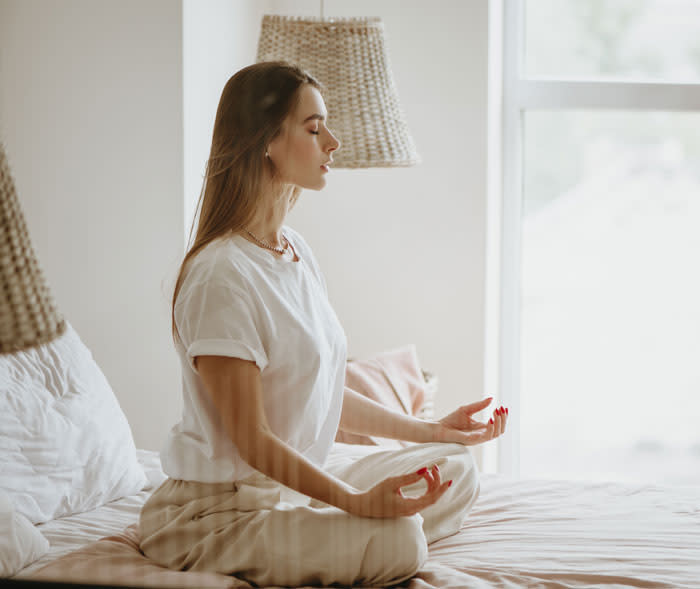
[417,467,428,475]
[448,480,453,487]
[489,418,494,424]
[500,406,504,413]
[506,408,509,414]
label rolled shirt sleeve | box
[174,261,269,373]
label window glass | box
[525,0,700,82]
[521,110,700,484]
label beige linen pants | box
[139,442,479,587]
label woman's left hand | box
[435,397,509,445]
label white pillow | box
[0,320,147,524]
[0,490,49,576]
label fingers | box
[395,463,442,497]
[487,413,496,439]
[487,405,509,438]
[393,470,428,491]
[397,463,439,488]
[467,396,493,412]
[501,406,508,434]
[425,464,441,492]
[410,475,451,512]
[382,464,453,517]
[460,397,494,422]
[416,464,447,500]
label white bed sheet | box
[13,446,700,588]
[14,449,165,578]
[426,475,700,588]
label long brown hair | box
[172,61,323,345]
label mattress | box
[14,449,167,578]
[14,447,700,588]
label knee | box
[393,515,428,575]
[364,515,427,586]
[446,441,476,464]
[439,441,478,474]
[442,444,480,508]
[460,446,480,493]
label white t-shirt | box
[160,225,348,483]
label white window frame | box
[484,0,700,476]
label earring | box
[265,150,270,158]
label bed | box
[3,330,698,589]
[8,446,700,588]
[3,330,699,589]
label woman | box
[139,61,509,587]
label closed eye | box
[310,131,319,135]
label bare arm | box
[338,386,442,443]
[339,387,509,446]
[194,355,451,518]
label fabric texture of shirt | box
[161,225,348,483]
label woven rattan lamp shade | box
[256,15,421,168]
[0,142,66,354]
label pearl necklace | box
[245,230,289,255]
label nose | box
[327,130,341,154]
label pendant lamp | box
[0,142,66,354]
[256,3,421,169]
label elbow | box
[233,424,273,468]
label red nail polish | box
[448,480,453,487]
[489,418,494,424]
[417,467,428,475]
[506,408,509,414]
[500,406,504,413]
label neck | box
[246,183,295,247]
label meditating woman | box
[139,61,509,587]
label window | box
[488,0,700,484]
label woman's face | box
[268,84,340,190]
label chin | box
[306,178,327,191]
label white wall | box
[2,0,490,461]
[183,0,271,243]
[0,0,184,450]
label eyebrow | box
[303,113,327,123]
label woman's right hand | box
[344,464,451,518]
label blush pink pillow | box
[336,344,427,448]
